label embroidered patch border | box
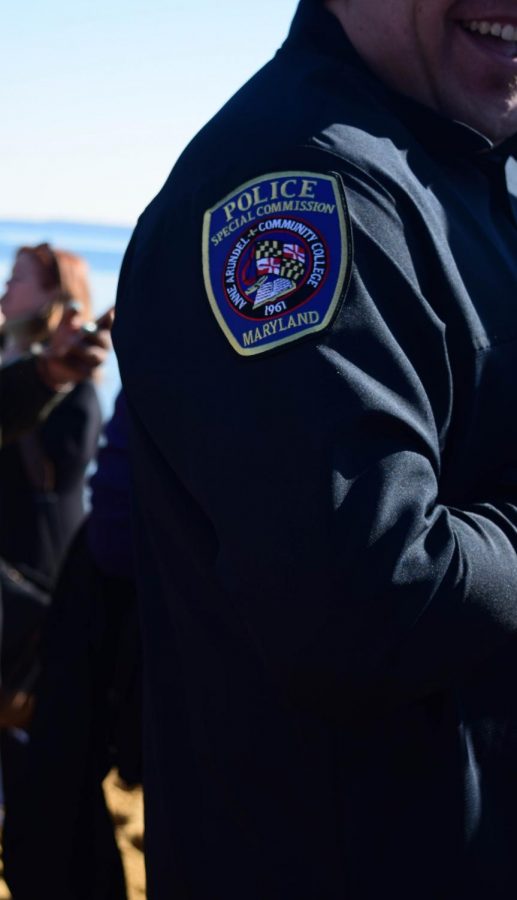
[202,171,351,356]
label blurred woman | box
[0,243,103,587]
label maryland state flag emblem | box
[202,171,351,356]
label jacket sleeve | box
[115,165,517,716]
[38,382,103,492]
[0,356,58,446]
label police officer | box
[114,0,517,897]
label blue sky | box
[2,1,298,226]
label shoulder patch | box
[202,171,351,356]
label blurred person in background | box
[0,302,112,446]
[0,244,103,588]
[0,300,114,735]
[3,390,141,900]
[0,246,106,855]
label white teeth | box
[464,19,517,40]
[501,23,516,40]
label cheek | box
[7,286,45,316]
[14,287,33,308]
[412,13,453,91]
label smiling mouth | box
[460,18,517,57]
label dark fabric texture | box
[2,524,140,900]
[0,558,50,690]
[114,0,517,897]
[87,390,134,579]
[0,355,58,447]
[0,379,102,584]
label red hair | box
[7,243,95,354]
[16,243,93,323]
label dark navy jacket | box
[114,1,517,896]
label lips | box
[456,16,517,59]
[463,18,517,37]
